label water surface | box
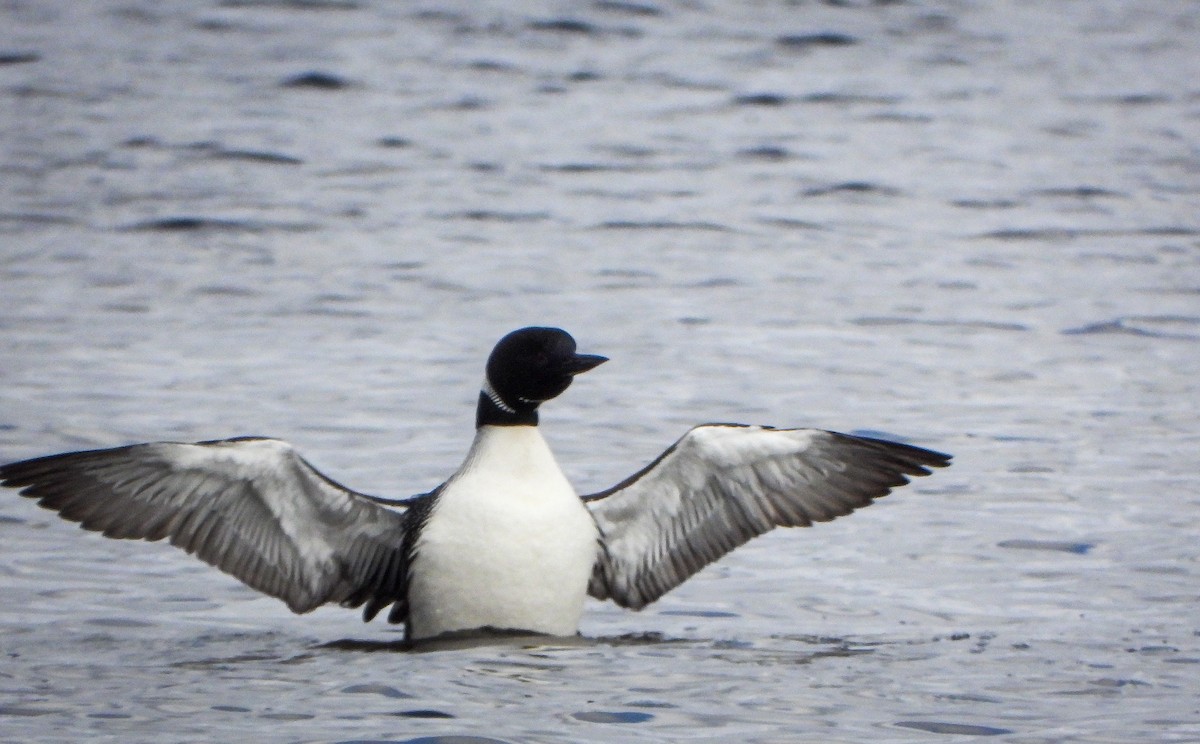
[2,1,1198,742]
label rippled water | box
[2,1,1198,742]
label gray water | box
[1,1,1198,742]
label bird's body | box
[0,327,951,642]
[406,425,598,639]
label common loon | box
[0,326,950,641]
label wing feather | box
[0,438,415,619]
[586,425,950,609]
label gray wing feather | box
[586,425,951,610]
[0,437,411,617]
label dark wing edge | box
[586,425,951,610]
[0,438,419,624]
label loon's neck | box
[475,389,539,428]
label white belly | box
[406,426,599,640]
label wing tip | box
[830,431,953,472]
[2,451,91,492]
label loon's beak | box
[568,353,608,375]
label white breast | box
[406,426,600,640]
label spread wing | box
[585,424,951,610]
[0,437,415,621]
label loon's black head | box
[478,327,607,427]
